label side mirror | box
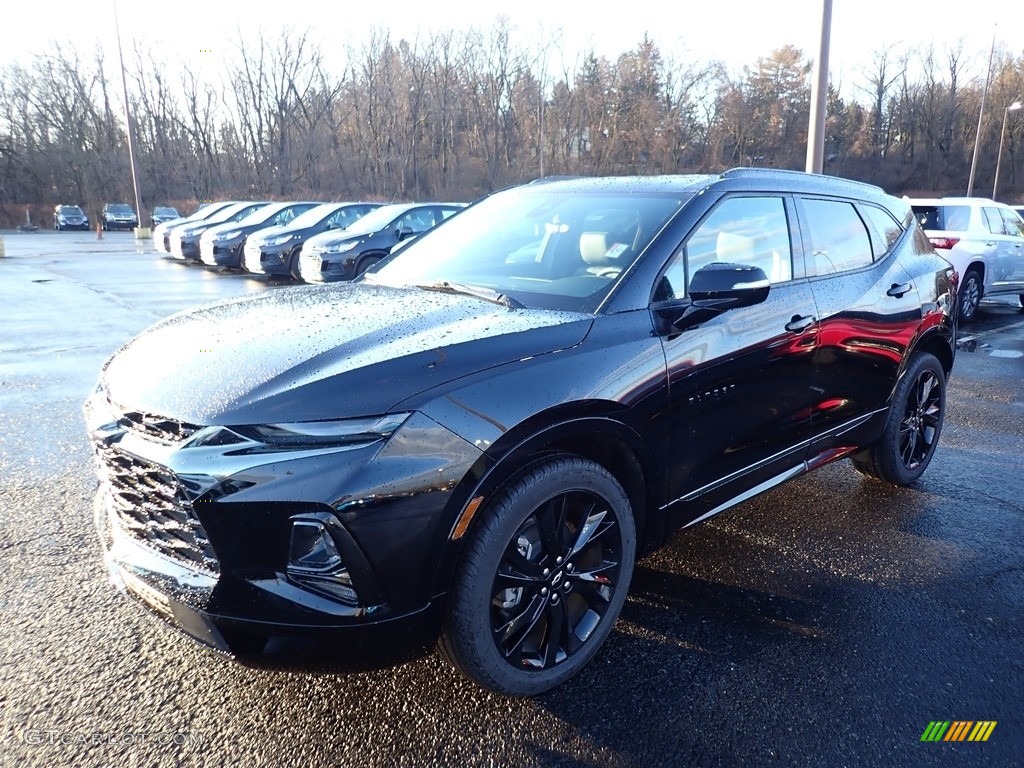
[688,262,770,308]
[396,226,414,241]
[655,263,770,334]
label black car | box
[150,206,181,228]
[198,201,321,269]
[242,202,383,279]
[168,202,269,261]
[101,203,139,231]
[297,202,466,282]
[86,170,956,696]
[53,204,89,230]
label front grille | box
[98,446,219,574]
[119,410,201,444]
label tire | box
[851,352,945,486]
[958,268,982,322]
[355,255,382,277]
[287,248,303,281]
[439,455,636,696]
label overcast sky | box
[2,0,1021,99]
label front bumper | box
[298,251,357,283]
[87,396,483,652]
[105,219,138,230]
[200,238,245,267]
[171,235,201,260]
[243,242,292,275]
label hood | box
[304,228,345,249]
[252,224,289,243]
[102,283,592,425]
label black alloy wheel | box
[852,352,945,485]
[440,456,635,696]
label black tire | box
[439,455,636,696]
[852,352,945,486]
[287,248,303,281]
[355,254,382,277]
[958,268,982,322]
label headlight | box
[235,413,410,449]
[323,241,358,255]
[216,230,242,241]
[270,235,293,245]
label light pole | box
[968,27,998,196]
[805,0,833,174]
[993,100,1022,200]
[113,0,144,235]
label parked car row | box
[52,203,182,231]
[154,199,466,283]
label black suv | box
[53,204,89,230]
[86,170,956,696]
[101,203,138,231]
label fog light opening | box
[286,518,358,604]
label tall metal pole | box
[993,102,1022,200]
[113,0,144,231]
[805,0,832,174]
[967,26,997,197]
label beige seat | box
[579,232,621,277]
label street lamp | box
[993,100,1022,200]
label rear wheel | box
[852,352,945,486]
[958,268,982,322]
[439,455,636,696]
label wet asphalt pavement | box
[0,231,1021,767]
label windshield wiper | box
[416,281,526,309]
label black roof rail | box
[720,166,886,194]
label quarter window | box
[860,204,904,259]
[982,208,1004,235]
[802,198,873,275]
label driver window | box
[654,196,792,302]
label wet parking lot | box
[1,230,1022,767]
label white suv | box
[909,197,1024,321]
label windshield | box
[341,204,414,236]
[108,204,133,214]
[154,207,178,216]
[59,206,82,215]
[368,188,686,312]
[286,203,343,229]
[237,202,288,226]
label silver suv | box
[910,197,1024,321]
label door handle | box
[785,315,816,333]
[886,282,912,298]
[984,241,996,247]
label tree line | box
[1,22,1022,228]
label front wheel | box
[439,456,636,696]
[355,254,381,277]
[852,352,945,486]
[287,248,303,280]
[958,268,982,322]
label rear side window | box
[860,204,904,259]
[801,198,873,275]
[982,207,1004,235]
[912,205,970,231]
